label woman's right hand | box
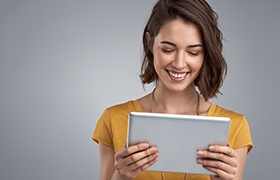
[112,143,158,180]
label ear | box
[145,32,153,53]
[145,31,150,42]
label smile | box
[167,70,188,79]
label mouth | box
[166,70,188,80]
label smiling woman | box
[150,20,204,91]
[92,0,253,180]
[141,3,226,101]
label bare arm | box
[231,146,249,180]
[98,143,115,180]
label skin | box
[99,143,158,180]
[98,19,249,180]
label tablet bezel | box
[126,112,230,175]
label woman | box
[93,0,253,179]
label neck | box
[151,84,200,115]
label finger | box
[124,146,158,166]
[206,166,235,180]
[210,174,222,180]
[117,143,149,159]
[114,143,150,172]
[197,147,238,167]
[209,146,238,168]
[227,142,231,147]
[127,151,158,172]
[208,145,237,158]
[129,156,158,177]
[196,158,237,174]
[116,147,158,177]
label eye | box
[161,48,174,53]
[187,51,199,56]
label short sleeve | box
[92,109,114,148]
[230,115,254,153]
[209,104,254,153]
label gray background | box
[0,0,279,179]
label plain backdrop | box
[1,0,280,179]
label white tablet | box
[126,112,230,175]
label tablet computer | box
[126,112,230,175]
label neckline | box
[134,99,216,116]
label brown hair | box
[140,0,227,100]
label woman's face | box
[152,19,204,92]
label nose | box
[172,51,187,70]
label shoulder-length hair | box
[140,0,227,100]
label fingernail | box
[142,143,149,148]
[197,151,204,156]
[209,146,214,151]
[196,158,203,164]
[150,147,157,153]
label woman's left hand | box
[196,143,238,180]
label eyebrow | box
[160,41,203,48]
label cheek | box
[153,53,168,77]
[192,57,204,71]
[153,52,172,68]
[197,60,204,71]
[153,51,162,68]
[153,54,162,74]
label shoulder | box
[101,100,142,123]
[209,104,250,129]
[94,100,140,149]
[106,100,142,115]
[210,104,251,135]
[211,104,254,151]
[209,104,245,120]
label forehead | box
[155,19,203,45]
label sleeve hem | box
[92,136,114,148]
[233,143,254,153]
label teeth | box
[168,71,187,78]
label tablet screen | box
[127,112,230,175]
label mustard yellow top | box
[93,100,253,180]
